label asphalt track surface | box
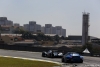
[0,49,100,67]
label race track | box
[0,49,100,67]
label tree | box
[37,33,45,41]
[45,36,53,41]
[13,30,19,34]
[61,36,65,40]
[64,37,68,40]
[19,29,26,34]
[54,35,60,43]
[13,28,26,34]
[22,32,33,39]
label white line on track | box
[0,49,41,53]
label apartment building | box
[29,21,36,33]
[24,24,29,31]
[36,24,41,32]
[0,17,13,26]
[62,29,66,37]
[45,24,52,34]
[52,27,56,34]
[14,23,20,27]
[55,26,62,35]
[41,26,45,33]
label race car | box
[42,51,48,57]
[42,50,64,58]
[62,52,83,63]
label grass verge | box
[0,57,60,67]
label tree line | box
[12,28,68,42]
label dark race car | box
[42,51,48,57]
[62,52,83,63]
[42,50,64,58]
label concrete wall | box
[1,35,14,45]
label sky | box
[0,0,100,37]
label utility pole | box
[0,25,1,41]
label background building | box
[29,21,36,33]
[0,17,66,36]
[6,20,13,26]
[36,24,41,32]
[14,23,20,27]
[45,24,52,34]
[0,17,7,26]
[82,12,90,45]
[64,35,98,45]
[62,29,66,37]
[55,26,62,35]
[41,26,45,33]
[0,17,13,26]
[24,24,29,31]
[19,26,24,30]
[52,27,56,34]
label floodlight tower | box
[82,12,90,45]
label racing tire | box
[62,58,64,62]
[80,60,83,63]
[42,53,45,57]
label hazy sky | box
[0,0,100,37]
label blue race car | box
[62,52,83,63]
